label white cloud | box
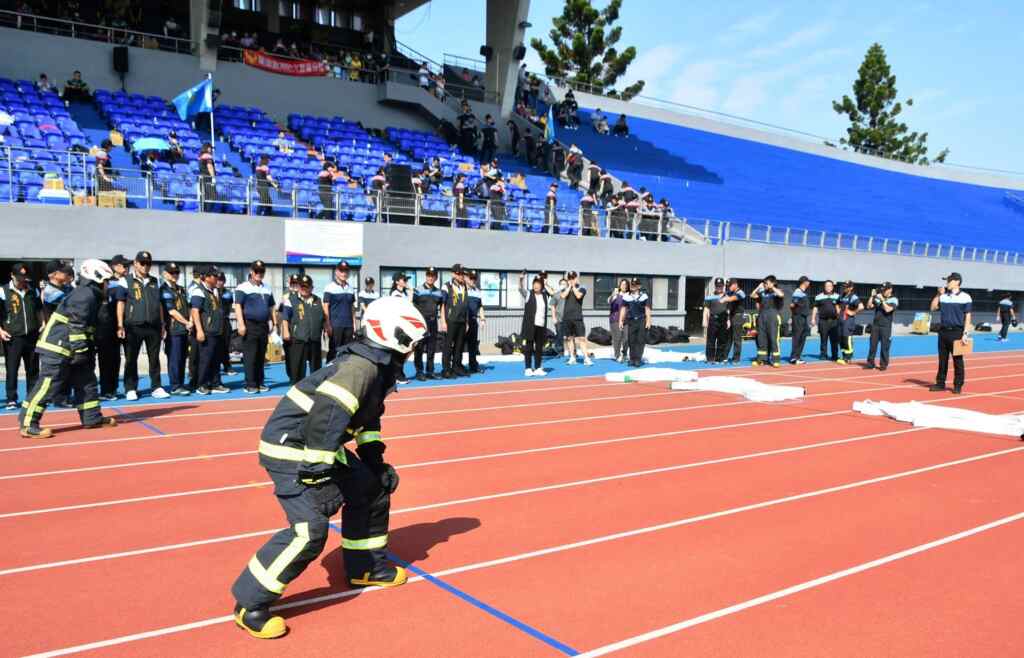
[618,43,689,89]
[718,9,784,44]
[748,21,835,59]
[666,59,727,108]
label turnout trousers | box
[627,318,646,366]
[818,318,839,361]
[728,313,745,362]
[242,323,269,389]
[19,353,102,431]
[867,323,892,368]
[705,314,728,362]
[755,312,781,364]
[789,314,809,362]
[838,316,857,361]
[4,331,39,403]
[936,327,966,390]
[413,318,438,375]
[231,450,393,609]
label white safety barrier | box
[853,400,1024,438]
[671,376,806,402]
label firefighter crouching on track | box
[230,295,428,640]
[19,259,119,438]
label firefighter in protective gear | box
[836,280,863,365]
[751,275,785,367]
[19,259,119,439]
[231,295,428,640]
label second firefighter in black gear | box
[837,281,863,364]
[281,275,326,383]
[722,279,746,365]
[19,259,118,439]
[752,275,784,367]
[866,283,899,370]
[703,277,729,363]
[231,295,427,640]
[813,281,840,361]
[788,276,811,365]
[412,267,443,380]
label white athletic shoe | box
[151,387,170,399]
[565,356,576,365]
[616,355,624,363]
[533,368,547,377]
[524,368,534,377]
[125,390,139,401]
[583,357,593,366]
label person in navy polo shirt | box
[323,261,357,362]
[997,292,1016,342]
[788,276,812,365]
[234,260,277,394]
[865,282,899,371]
[929,272,972,394]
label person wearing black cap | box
[186,269,204,393]
[997,292,1016,342]
[235,260,278,394]
[97,255,128,400]
[929,273,972,394]
[788,276,812,365]
[389,272,411,299]
[703,278,729,364]
[812,280,840,362]
[120,251,169,401]
[836,280,863,365]
[323,261,358,362]
[751,275,784,367]
[440,264,470,378]
[865,282,899,371]
[279,274,301,378]
[465,270,486,373]
[190,266,229,395]
[281,274,325,383]
[160,262,192,395]
[0,263,43,409]
[41,260,77,408]
[412,267,444,380]
[216,272,235,377]
[358,277,379,322]
[722,278,747,365]
[544,182,558,233]
[619,277,652,367]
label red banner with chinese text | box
[242,50,327,77]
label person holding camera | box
[608,279,630,362]
[865,283,899,370]
[812,280,840,362]
[929,273,972,394]
[751,275,785,367]
[997,292,1016,342]
[788,276,811,365]
[619,278,652,367]
[722,278,747,365]
[560,271,592,366]
[703,277,729,363]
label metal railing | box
[2,146,1021,266]
[0,9,195,54]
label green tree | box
[530,0,644,100]
[833,43,948,165]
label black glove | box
[297,469,344,516]
[358,442,400,494]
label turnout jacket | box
[36,280,104,361]
[259,341,396,484]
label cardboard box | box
[265,341,285,363]
[44,177,65,191]
[109,130,124,147]
[911,312,931,335]
[97,190,126,208]
[953,337,973,356]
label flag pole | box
[207,73,215,156]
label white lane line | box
[23,444,1024,657]
[4,377,1022,481]
[573,511,1024,657]
[3,350,1021,433]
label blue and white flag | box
[545,104,555,144]
[171,78,213,121]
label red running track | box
[3,350,1024,657]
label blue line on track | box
[326,523,579,655]
[109,406,166,436]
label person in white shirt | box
[519,276,552,376]
[591,108,609,134]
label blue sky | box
[396,1,1022,173]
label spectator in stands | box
[95,139,114,192]
[317,162,337,219]
[658,198,675,242]
[506,119,520,156]
[427,157,443,186]
[591,108,609,134]
[607,193,628,239]
[166,130,184,164]
[549,141,566,179]
[164,16,182,38]
[519,275,551,377]
[198,143,217,211]
[418,63,431,90]
[563,91,580,129]
[37,73,53,93]
[62,70,91,102]
[580,190,599,236]
[288,42,301,59]
[434,73,446,101]
[453,173,467,223]
[411,169,424,196]
[273,38,287,55]
[273,130,292,155]
[254,155,277,216]
[489,176,506,228]
[544,182,558,233]
[565,145,584,190]
[523,128,537,167]
[239,32,256,49]
[613,113,630,137]
[480,114,498,163]
[349,52,363,82]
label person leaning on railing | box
[62,70,91,102]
